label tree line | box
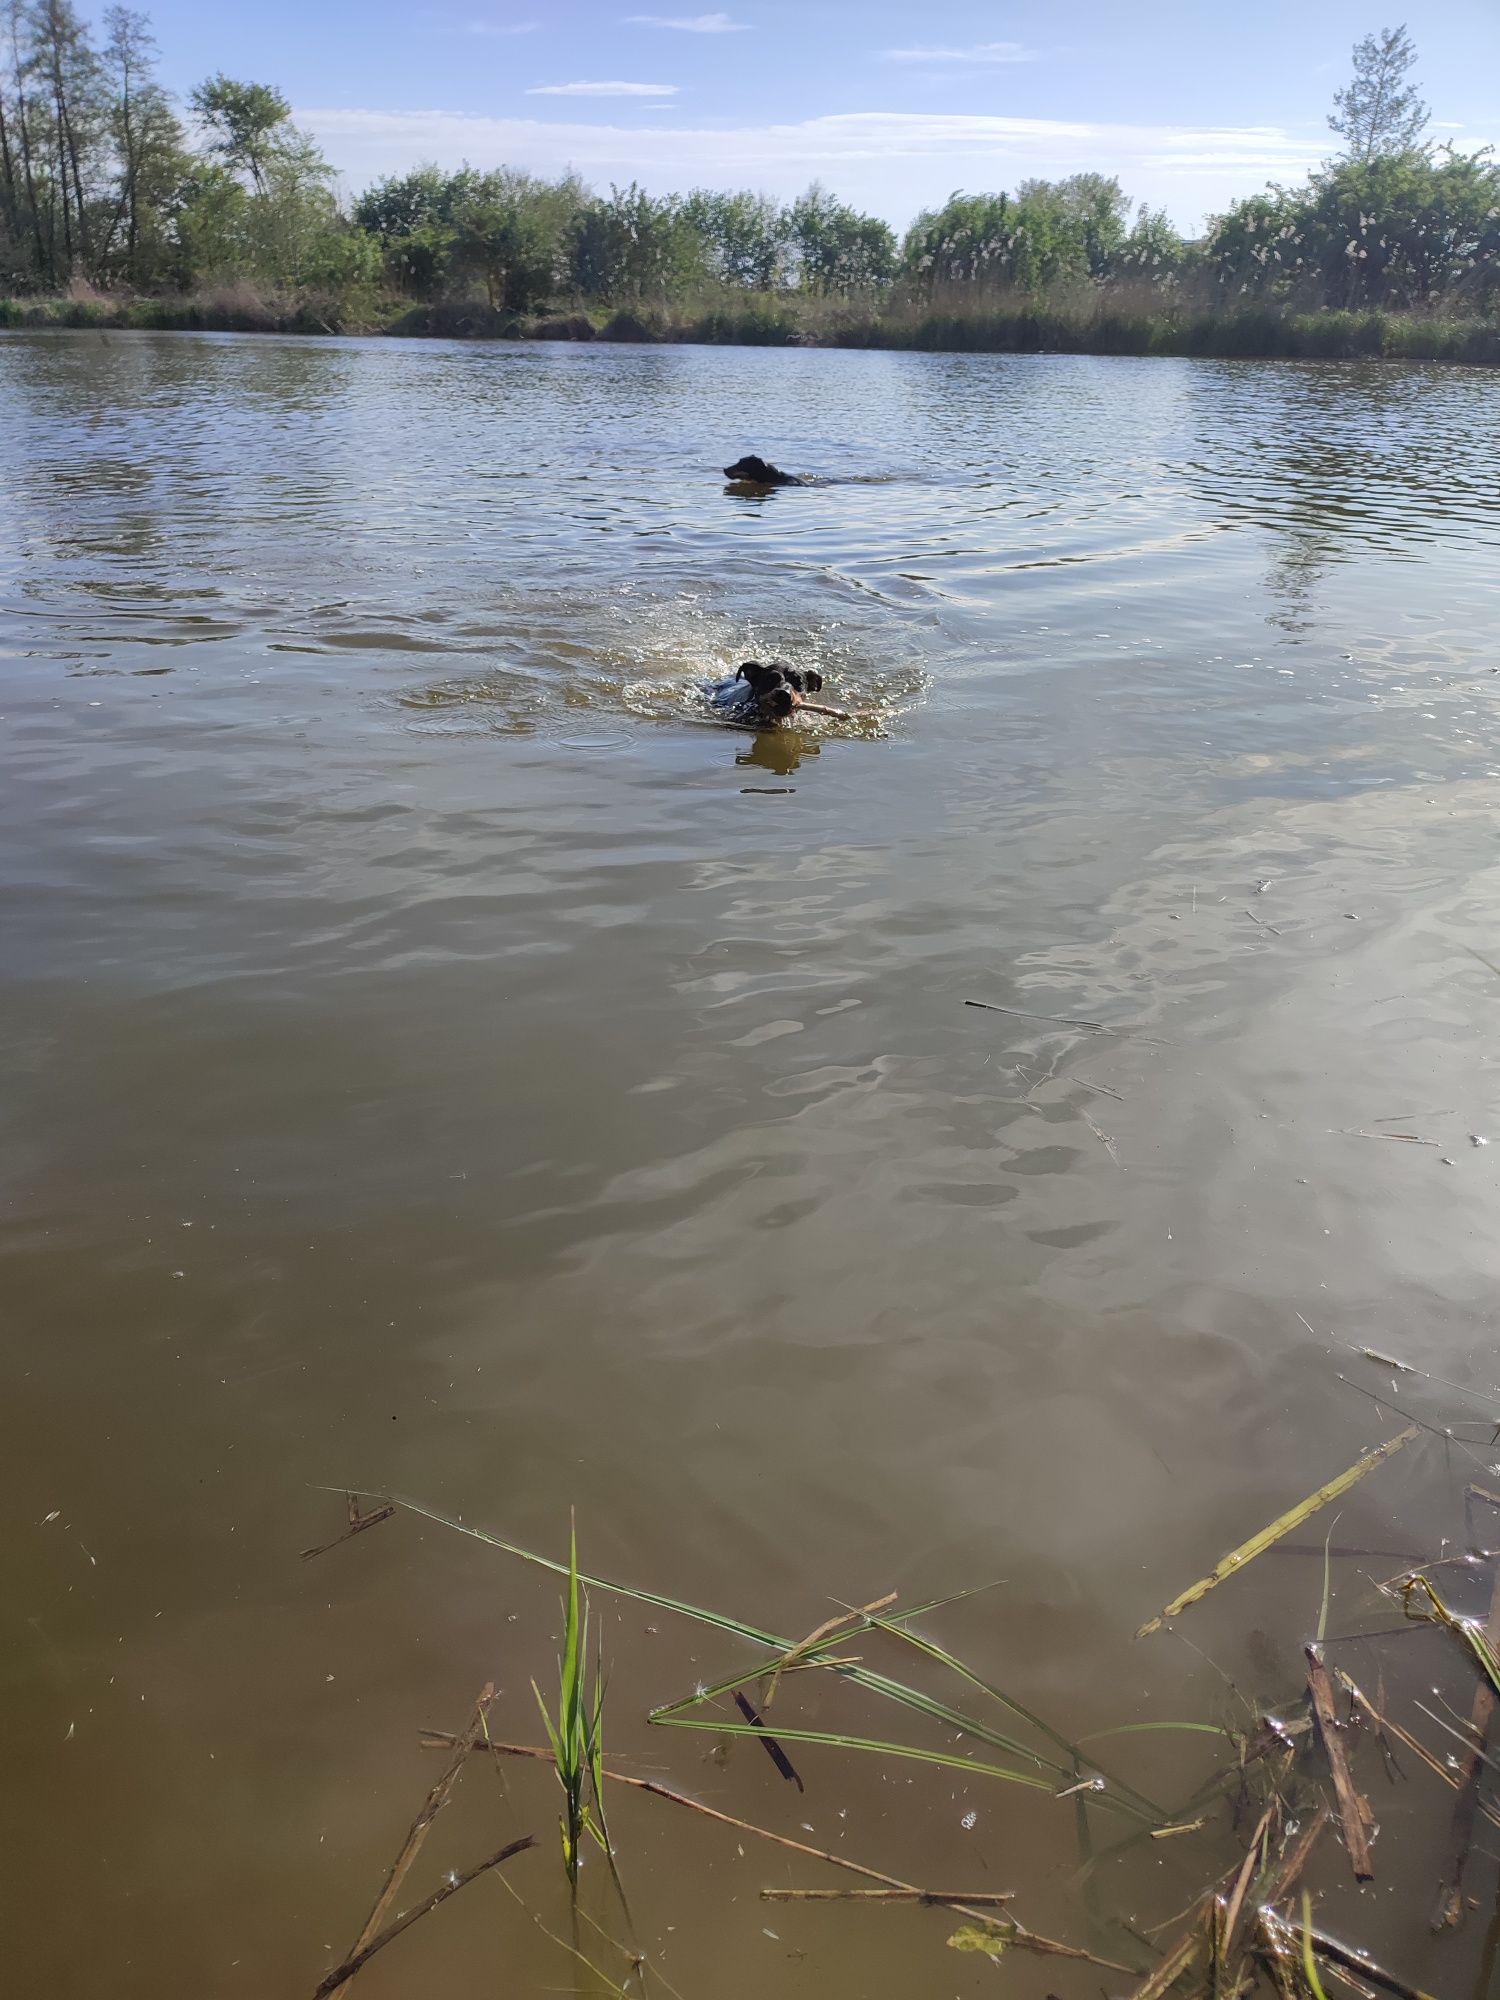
[1,8,1496,319]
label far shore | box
[4,291,1498,368]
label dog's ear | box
[803,669,824,694]
[738,661,776,690]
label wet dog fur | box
[723,455,800,487]
[708,660,845,727]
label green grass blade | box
[652,1715,1061,1791]
[1301,1894,1332,2000]
[367,1494,1160,1822]
[865,1614,1167,1819]
[1316,1513,1339,1647]
[1076,1722,1231,1745]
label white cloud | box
[303,105,1330,231]
[464,18,538,33]
[882,42,1035,64]
[627,11,750,29]
[526,80,680,96]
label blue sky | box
[84,1,1500,231]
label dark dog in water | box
[707,660,849,727]
[723,454,802,487]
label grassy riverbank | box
[4,286,1498,365]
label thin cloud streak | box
[626,12,750,29]
[303,105,1329,230]
[526,79,680,96]
[882,42,1036,64]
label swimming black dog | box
[706,660,848,727]
[723,454,802,487]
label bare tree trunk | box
[0,90,17,234]
[9,24,49,281]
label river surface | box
[3,332,1500,1997]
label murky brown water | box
[4,331,1500,1997]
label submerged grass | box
[317,1399,1500,1998]
[380,1489,1163,1823]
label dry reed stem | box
[1432,1553,1500,1927]
[1262,1913,1440,2000]
[1305,1645,1375,1880]
[419,1732,950,1893]
[1219,1801,1277,1965]
[419,1734,1131,1972]
[762,1887,1014,1906]
[964,998,1113,1032]
[762,1592,896,1709]
[300,1494,396,1562]
[1125,1924,1201,2000]
[312,1836,535,1996]
[326,1684,496,1998]
[1138,1427,1419,1637]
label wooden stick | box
[1432,1554,1500,1927]
[301,1494,396,1562]
[420,1733,947,1894]
[965,999,1112,1033]
[1306,1645,1375,1880]
[327,1685,496,1998]
[1301,1924,1439,2000]
[1125,1926,1201,2000]
[419,1734,1132,1973]
[312,1837,534,1997]
[763,1592,896,1709]
[761,1887,1014,1906]
[1220,1802,1277,1963]
[1261,1806,1330,1910]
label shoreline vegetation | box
[5,286,1499,366]
[2,19,1497,368]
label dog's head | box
[724,455,785,484]
[735,660,824,722]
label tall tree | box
[100,6,184,282]
[28,0,101,273]
[1329,24,1429,163]
[6,0,49,278]
[189,73,289,192]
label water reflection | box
[736,727,818,776]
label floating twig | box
[1432,1554,1500,1928]
[1124,1925,1201,2000]
[965,999,1113,1034]
[1074,1073,1125,1102]
[1137,1427,1419,1638]
[947,1920,1135,1975]
[300,1494,396,1562]
[1400,1573,1500,1696]
[732,1689,804,1790]
[1305,1644,1375,1880]
[325,1684,497,1998]
[419,1734,977,1894]
[1082,1110,1123,1167]
[1245,908,1285,937]
[312,1836,534,1997]
[1218,1801,1277,1967]
[1263,1915,1440,2000]
[1337,1129,1441,1147]
[762,1592,896,1710]
[762,1887,1014,1906]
